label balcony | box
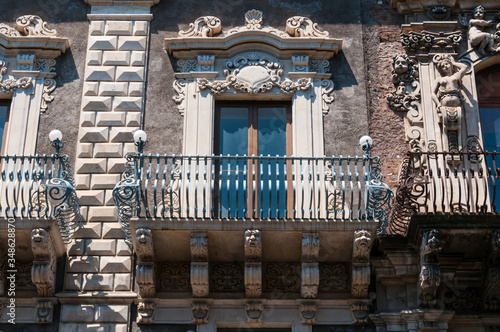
[113,151,393,241]
[387,150,500,235]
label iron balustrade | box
[113,154,393,241]
[0,154,82,242]
[387,150,500,235]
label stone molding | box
[31,228,56,297]
[135,228,156,298]
[351,230,372,299]
[191,232,209,298]
[484,229,500,310]
[244,229,262,298]
[301,232,320,299]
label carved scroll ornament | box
[0,59,32,93]
[286,16,329,37]
[179,16,222,37]
[197,54,311,95]
[0,15,58,37]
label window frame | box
[0,99,11,155]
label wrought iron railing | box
[387,151,500,235]
[113,154,393,242]
[0,154,82,242]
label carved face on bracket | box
[473,5,485,19]
[245,229,261,248]
[31,228,48,246]
[136,228,153,247]
[393,55,409,75]
[426,229,441,249]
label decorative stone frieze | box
[351,230,372,299]
[485,229,500,310]
[245,301,263,323]
[419,229,442,308]
[299,302,317,324]
[31,228,56,297]
[431,54,468,154]
[191,232,209,298]
[310,59,330,73]
[263,262,301,293]
[301,232,320,299]
[0,58,32,92]
[401,30,462,56]
[197,54,311,95]
[245,229,262,298]
[191,301,209,324]
[286,16,329,37]
[179,16,222,37]
[157,262,190,291]
[292,55,309,72]
[210,263,244,292]
[135,228,155,298]
[227,10,285,36]
[387,54,420,114]
[319,263,349,291]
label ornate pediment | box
[197,53,311,95]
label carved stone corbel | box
[135,228,156,298]
[350,302,370,324]
[351,230,372,299]
[31,228,56,297]
[245,229,262,298]
[484,229,500,310]
[192,301,209,324]
[197,55,215,71]
[36,300,53,323]
[299,302,317,324]
[301,232,320,298]
[137,301,156,324]
[245,301,263,323]
[191,232,209,298]
[292,56,309,72]
[419,229,442,308]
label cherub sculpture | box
[467,5,500,55]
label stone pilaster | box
[61,1,155,330]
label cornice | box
[0,35,69,57]
[84,0,159,6]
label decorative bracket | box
[245,301,263,323]
[137,301,156,324]
[350,301,370,324]
[301,232,320,299]
[192,301,209,324]
[351,230,372,299]
[245,229,262,298]
[299,302,318,324]
[191,232,209,298]
[36,300,54,323]
[179,16,221,37]
[135,228,156,298]
[419,229,442,308]
[31,228,56,297]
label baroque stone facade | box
[0,0,499,331]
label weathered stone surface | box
[85,66,115,81]
[61,305,94,323]
[133,21,148,36]
[94,143,124,158]
[65,273,83,291]
[102,51,131,66]
[126,112,141,127]
[89,21,105,35]
[116,240,132,255]
[87,51,103,65]
[88,205,118,221]
[85,239,117,255]
[113,96,142,111]
[90,173,122,189]
[99,82,128,96]
[80,112,96,127]
[102,223,126,239]
[75,159,107,174]
[82,97,113,111]
[77,190,105,206]
[79,128,109,143]
[131,51,145,66]
[75,174,91,190]
[100,256,132,273]
[96,112,126,126]
[67,256,99,273]
[110,127,136,142]
[89,36,118,50]
[68,239,85,255]
[73,223,102,239]
[95,304,129,323]
[105,21,133,36]
[115,67,144,82]
[117,36,146,50]
[114,273,131,291]
[82,273,113,291]
[128,82,143,96]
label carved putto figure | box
[387,54,420,112]
[468,6,500,55]
[431,54,467,111]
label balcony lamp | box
[49,129,64,155]
[359,135,373,156]
[134,130,147,154]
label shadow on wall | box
[0,0,89,23]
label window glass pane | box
[480,107,500,150]
[219,107,248,155]
[257,107,286,156]
[0,105,8,151]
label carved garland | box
[197,54,312,95]
[0,59,32,93]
